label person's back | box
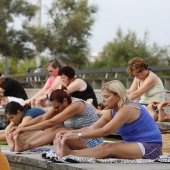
[64,98,99,129]
[0,74,28,108]
[1,78,28,100]
[70,79,98,107]
[139,77,165,104]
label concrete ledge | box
[2,147,170,170]
[157,122,170,130]
[3,149,85,170]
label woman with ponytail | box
[0,101,45,144]
[6,89,103,152]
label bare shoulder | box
[74,78,86,84]
[148,71,159,80]
[67,100,86,115]
[101,109,113,120]
[70,99,85,109]
[143,71,158,85]
[73,78,87,90]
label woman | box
[58,66,98,107]
[127,57,165,105]
[0,101,45,145]
[7,89,103,152]
[55,80,162,159]
[0,73,28,108]
[23,59,63,107]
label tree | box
[37,0,98,69]
[90,27,170,69]
[0,0,38,75]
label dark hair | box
[58,66,75,79]
[5,101,31,115]
[47,59,62,68]
[5,101,24,115]
[50,89,72,104]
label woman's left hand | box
[62,132,79,140]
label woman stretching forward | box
[7,89,103,152]
[55,80,162,159]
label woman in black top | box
[58,66,98,107]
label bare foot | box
[6,133,15,151]
[60,138,73,157]
[146,104,158,121]
[53,136,61,157]
[158,109,167,122]
[13,134,28,152]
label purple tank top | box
[111,104,162,143]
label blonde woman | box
[55,80,162,159]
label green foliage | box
[0,56,48,74]
[0,0,38,59]
[41,0,98,69]
[90,27,170,69]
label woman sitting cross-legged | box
[6,89,103,152]
[54,80,162,159]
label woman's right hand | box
[9,126,28,136]
[21,99,31,106]
[7,126,18,135]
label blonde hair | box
[127,57,148,75]
[102,80,130,108]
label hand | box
[21,99,30,106]
[11,126,28,136]
[30,99,36,107]
[62,132,79,140]
[55,131,64,139]
[0,100,8,108]
[7,126,18,134]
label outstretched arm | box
[12,101,84,134]
[33,76,63,105]
[8,108,56,134]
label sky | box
[27,0,170,56]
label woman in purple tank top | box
[55,80,162,159]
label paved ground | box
[1,134,170,170]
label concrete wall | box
[25,88,170,104]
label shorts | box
[138,142,162,159]
[86,138,104,148]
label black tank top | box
[70,78,98,107]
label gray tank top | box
[64,98,99,129]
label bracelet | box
[78,133,82,140]
[46,94,48,99]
